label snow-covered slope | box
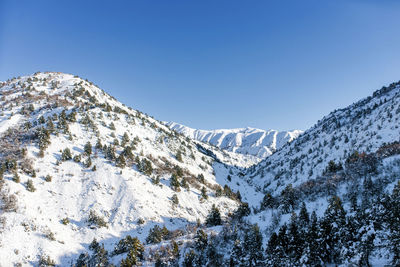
[166,122,302,160]
[248,80,400,193]
[2,72,400,266]
[0,72,262,266]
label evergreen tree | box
[206,204,222,226]
[116,154,126,168]
[234,202,251,220]
[138,158,152,176]
[298,202,310,230]
[201,186,208,200]
[46,119,55,133]
[261,193,275,210]
[122,146,134,161]
[121,132,130,147]
[26,179,36,192]
[280,184,296,213]
[61,148,72,161]
[388,181,400,265]
[194,229,208,251]
[183,250,196,267]
[319,196,347,264]
[243,224,264,266]
[287,213,303,263]
[304,211,320,266]
[84,141,92,156]
[146,225,170,244]
[197,173,205,184]
[38,116,45,124]
[95,139,102,150]
[114,235,144,257]
[88,240,109,267]
[84,157,92,168]
[206,241,222,266]
[230,239,244,267]
[36,127,51,150]
[170,174,180,191]
[171,194,179,206]
[176,150,183,162]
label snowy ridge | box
[0,72,263,266]
[248,80,400,192]
[166,122,302,160]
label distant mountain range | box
[166,122,303,159]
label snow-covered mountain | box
[166,122,302,160]
[2,72,400,266]
[0,72,262,266]
[247,81,400,193]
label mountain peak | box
[165,121,303,160]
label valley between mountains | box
[1,72,400,266]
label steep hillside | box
[166,122,302,161]
[239,81,400,266]
[248,81,400,193]
[0,72,262,266]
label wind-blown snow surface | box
[0,72,263,266]
[166,122,302,161]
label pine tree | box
[319,196,347,264]
[388,181,400,265]
[84,157,92,168]
[303,211,320,266]
[61,148,72,161]
[201,186,208,200]
[234,202,251,220]
[118,237,144,266]
[88,239,109,267]
[298,202,310,230]
[36,127,51,150]
[121,132,130,147]
[197,173,205,184]
[12,172,20,183]
[26,179,36,192]
[38,116,45,124]
[84,141,92,156]
[46,119,55,133]
[183,250,196,267]
[171,194,179,206]
[261,193,275,210]
[275,223,289,264]
[122,146,134,161]
[106,145,116,160]
[243,224,264,266]
[280,184,296,213]
[230,239,244,267]
[287,212,303,263]
[194,229,208,251]
[206,204,222,226]
[176,150,183,162]
[170,174,180,191]
[138,158,152,176]
[205,241,221,266]
[95,139,102,150]
[116,154,126,168]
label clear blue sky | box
[1,0,400,131]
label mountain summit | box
[166,122,302,160]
